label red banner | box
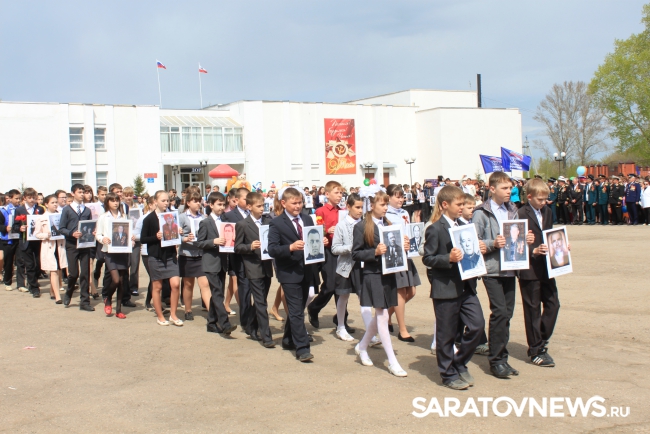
[324,119,356,175]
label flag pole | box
[198,63,203,108]
[156,61,162,108]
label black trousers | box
[519,279,560,357]
[309,248,348,320]
[206,270,232,331]
[93,245,104,282]
[610,205,622,224]
[282,280,310,356]
[571,204,583,224]
[1,241,18,285]
[249,276,273,344]
[558,203,570,224]
[644,208,650,225]
[17,245,39,290]
[234,268,253,333]
[599,204,609,224]
[101,257,131,303]
[129,242,141,291]
[482,276,516,366]
[433,290,485,382]
[142,255,153,305]
[66,245,91,307]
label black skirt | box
[335,263,361,295]
[105,252,129,271]
[358,272,397,309]
[179,256,204,278]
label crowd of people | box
[0,170,589,390]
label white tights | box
[358,308,400,367]
[336,294,349,330]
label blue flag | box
[479,155,504,173]
[501,147,531,172]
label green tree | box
[132,174,146,197]
[590,3,650,163]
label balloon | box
[369,179,377,185]
[576,166,586,176]
[363,178,370,186]
[262,189,266,193]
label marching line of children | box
[1,172,563,388]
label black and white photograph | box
[7,215,19,239]
[189,216,204,244]
[407,222,424,258]
[77,220,97,249]
[26,215,40,241]
[543,226,572,278]
[259,224,271,261]
[304,195,313,208]
[429,195,436,206]
[219,222,236,253]
[379,225,408,274]
[449,223,487,280]
[499,219,529,271]
[108,220,132,253]
[263,201,270,214]
[159,211,181,247]
[128,208,142,227]
[303,224,325,264]
[48,214,64,240]
[405,192,413,205]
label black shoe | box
[80,305,95,312]
[207,324,219,334]
[145,302,154,312]
[122,300,136,308]
[50,296,55,300]
[388,324,394,333]
[308,310,319,328]
[490,364,511,379]
[222,324,237,335]
[90,293,100,300]
[131,290,139,296]
[93,278,99,289]
[505,363,519,376]
[531,351,555,367]
[297,352,314,362]
[248,329,261,341]
[184,312,194,321]
[263,341,276,348]
[163,297,171,307]
[32,290,41,298]
[40,272,48,279]
[63,290,73,307]
[282,342,296,350]
[397,333,415,343]
[55,300,62,305]
[63,277,69,285]
[308,334,314,342]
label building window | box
[71,172,86,185]
[159,124,240,153]
[96,171,108,188]
[70,127,84,149]
[94,128,106,150]
[234,127,243,151]
[160,126,180,152]
[182,127,202,152]
[203,127,223,152]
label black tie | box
[293,217,302,239]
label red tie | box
[293,217,302,238]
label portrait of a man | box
[409,223,423,254]
[306,228,323,261]
[504,222,526,262]
[112,224,128,247]
[223,223,235,248]
[458,229,481,271]
[162,213,179,241]
[384,230,404,269]
[548,230,570,269]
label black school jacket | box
[268,211,315,284]
[234,214,273,280]
[515,203,553,281]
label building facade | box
[0,89,522,195]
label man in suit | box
[546,178,558,224]
[112,224,128,246]
[222,187,254,335]
[305,228,324,261]
[625,173,642,225]
[608,176,625,225]
[195,192,237,335]
[234,192,275,347]
[556,177,570,224]
[569,177,583,225]
[597,175,610,224]
[409,224,423,254]
[503,223,526,262]
[58,184,95,310]
[12,188,45,297]
[268,187,325,362]
[584,175,598,225]
[458,230,482,270]
[384,231,404,268]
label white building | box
[0,89,522,195]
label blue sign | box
[147,178,154,183]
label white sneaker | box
[388,364,408,377]
[369,335,382,347]
[168,316,184,327]
[5,285,13,291]
[18,287,29,293]
[354,344,373,366]
[336,329,354,342]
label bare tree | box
[533,81,608,165]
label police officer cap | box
[548,177,556,182]
[628,173,636,178]
[598,174,607,179]
[587,174,594,180]
[558,176,567,182]
[612,175,620,180]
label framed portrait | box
[26,215,41,241]
[48,214,64,240]
[77,220,97,249]
[263,202,270,214]
[499,219,529,271]
[87,203,103,221]
[7,214,19,239]
[338,210,348,221]
[128,208,142,227]
[188,216,204,245]
[259,224,271,261]
[407,222,424,258]
[405,192,413,205]
[304,195,314,208]
[429,196,436,206]
[417,191,425,202]
[379,225,408,274]
[108,219,132,253]
[219,222,236,253]
[159,211,181,247]
[543,226,572,278]
[449,223,487,280]
[303,224,325,264]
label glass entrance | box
[180,172,205,193]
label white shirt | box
[533,207,543,228]
[285,210,303,232]
[26,205,36,215]
[237,206,249,219]
[253,216,262,227]
[210,213,222,224]
[72,200,85,215]
[490,199,508,225]
[372,216,384,227]
[459,216,470,225]
[443,214,459,227]
[346,215,360,225]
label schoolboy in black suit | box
[222,188,254,334]
[196,192,237,336]
[268,187,327,362]
[515,178,562,367]
[12,188,44,297]
[234,192,275,348]
[422,185,486,390]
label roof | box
[160,115,241,128]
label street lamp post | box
[363,161,375,179]
[199,160,208,193]
[553,152,566,177]
[405,157,416,186]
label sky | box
[0,0,647,158]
